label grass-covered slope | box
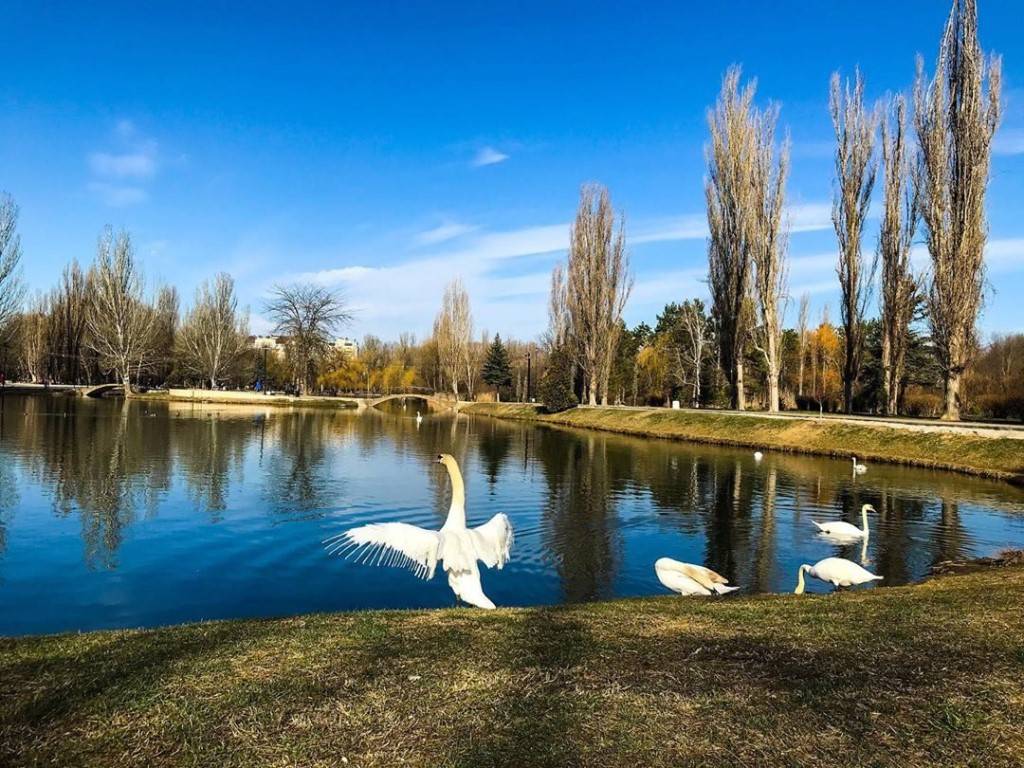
[2,567,1023,767]
[463,403,1024,482]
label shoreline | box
[463,402,1024,483]
[3,565,1022,765]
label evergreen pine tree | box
[539,344,577,413]
[481,334,513,401]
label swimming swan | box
[324,453,513,609]
[852,456,867,474]
[655,558,740,596]
[753,451,764,461]
[794,557,882,594]
[416,411,423,425]
[812,503,874,539]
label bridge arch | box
[367,394,455,412]
[82,383,124,398]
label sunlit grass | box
[2,567,1023,766]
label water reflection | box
[0,394,1022,635]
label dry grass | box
[463,403,1024,482]
[2,568,1023,767]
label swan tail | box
[447,568,496,609]
[711,584,741,595]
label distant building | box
[333,337,359,357]
[250,335,288,358]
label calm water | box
[1,393,1023,636]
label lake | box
[1,393,1023,636]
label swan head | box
[862,503,876,514]
[436,453,457,469]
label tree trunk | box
[495,389,500,402]
[941,371,961,421]
[797,354,804,397]
[734,360,746,410]
[587,378,597,406]
[880,336,893,416]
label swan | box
[655,558,740,596]
[415,411,423,425]
[324,453,513,609]
[753,451,763,461]
[852,456,867,474]
[812,503,874,539]
[794,557,882,594]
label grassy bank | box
[2,567,1023,767]
[464,403,1024,482]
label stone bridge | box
[365,393,456,412]
[82,383,124,398]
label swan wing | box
[655,559,726,590]
[325,523,441,580]
[468,513,514,569]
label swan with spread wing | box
[323,453,513,609]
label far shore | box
[463,402,1024,484]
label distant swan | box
[753,451,763,461]
[655,558,740,596]
[794,557,882,594]
[416,411,423,425]
[812,503,874,540]
[852,456,867,474]
[324,453,513,609]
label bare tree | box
[265,283,350,395]
[879,94,921,416]
[546,263,570,350]
[914,0,1001,420]
[178,274,248,389]
[47,261,91,383]
[149,285,179,384]
[706,67,758,410]
[679,300,710,406]
[830,69,879,414]
[796,293,810,397]
[0,194,25,348]
[564,184,632,406]
[20,293,50,383]
[750,103,790,412]
[86,229,155,394]
[433,278,472,398]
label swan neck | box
[861,506,870,536]
[795,565,807,595]
[444,461,466,528]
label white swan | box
[324,453,513,609]
[812,503,874,539]
[416,411,423,425]
[753,451,764,461]
[794,557,882,594]
[852,456,867,474]
[655,558,740,596]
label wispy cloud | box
[472,146,509,167]
[86,120,160,206]
[993,130,1024,156]
[87,182,148,207]
[88,149,157,179]
[414,221,478,246]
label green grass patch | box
[463,403,1024,481]
[2,568,1023,766]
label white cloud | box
[414,222,478,246]
[993,130,1024,156]
[87,120,160,206]
[264,199,838,339]
[472,146,509,167]
[87,182,148,207]
[88,149,157,179]
[788,202,834,233]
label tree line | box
[0,1,1018,420]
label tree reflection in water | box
[0,393,1021,632]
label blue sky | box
[3,1,1023,341]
